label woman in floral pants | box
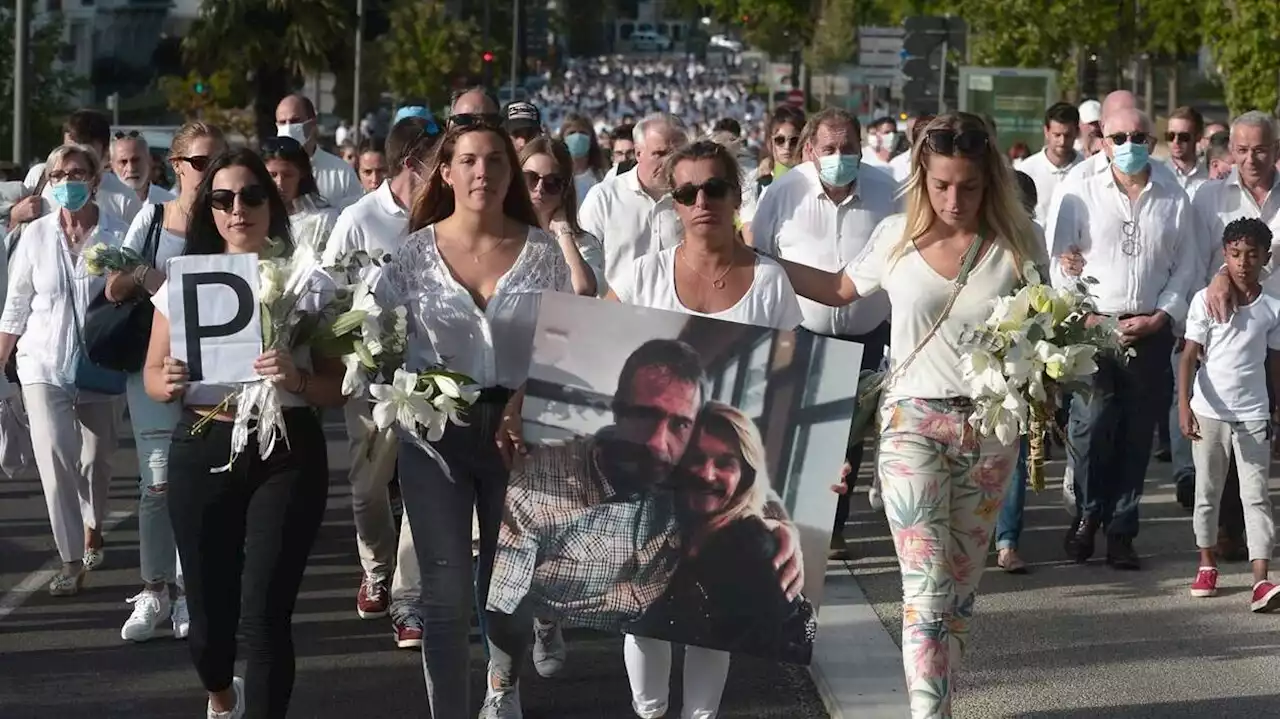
[782,113,1043,718]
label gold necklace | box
[448,236,510,264]
[677,244,736,290]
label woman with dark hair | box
[142,148,346,719]
[559,113,606,204]
[376,120,588,718]
[519,136,604,296]
[756,104,805,193]
[261,136,338,253]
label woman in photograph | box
[777,113,1046,718]
[261,135,338,253]
[376,119,589,719]
[558,113,607,205]
[519,136,606,296]
[106,120,226,642]
[630,401,816,663]
[606,139,804,719]
[0,143,128,596]
[143,149,346,719]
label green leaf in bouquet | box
[355,340,377,369]
[329,309,369,338]
[261,304,275,348]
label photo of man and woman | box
[486,294,863,665]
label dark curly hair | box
[1222,217,1273,252]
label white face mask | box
[880,132,898,151]
[276,122,309,144]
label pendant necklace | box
[678,245,734,290]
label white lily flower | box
[434,374,462,399]
[961,349,1008,397]
[341,353,367,396]
[433,393,471,427]
[420,402,448,442]
[351,282,385,355]
[259,260,285,305]
[369,369,435,431]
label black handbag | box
[83,204,163,373]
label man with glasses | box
[602,123,637,180]
[1060,91,1177,188]
[1165,105,1210,200]
[503,101,543,151]
[110,131,173,205]
[274,93,362,210]
[1046,107,1199,570]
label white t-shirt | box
[310,147,362,211]
[614,247,804,331]
[574,170,601,206]
[122,203,186,270]
[1185,288,1280,422]
[322,180,410,266]
[845,213,1032,403]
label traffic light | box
[900,16,966,114]
[483,51,495,63]
[194,80,207,95]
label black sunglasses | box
[522,170,565,195]
[175,155,212,172]
[1108,131,1150,146]
[448,113,503,130]
[773,135,800,149]
[1165,131,1193,144]
[260,136,305,156]
[671,177,734,206]
[113,130,140,140]
[924,128,990,157]
[209,185,269,212]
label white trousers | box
[1191,413,1275,561]
[23,383,118,564]
[623,634,730,719]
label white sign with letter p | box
[167,254,263,384]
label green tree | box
[804,0,859,75]
[182,0,350,142]
[1133,0,1202,113]
[1203,0,1280,116]
[0,7,86,163]
[380,0,488,107]
[678,0,817,57]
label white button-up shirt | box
[751,161,898,336]
[1046,164,1199,324]
[1190,169,1280,286]
[1018,149,1083,222]
[1165,158,1210,201]
[578,167,682,293]
[0,209,128,390]
[322,180,409,265]
[888,151,911,184]
[381,225,572,388]
[311,147,362,211]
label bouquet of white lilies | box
[959,263,1128,489]
[82,243,144,276]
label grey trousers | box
[1191,413,1275,561]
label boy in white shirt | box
[1178,217,1280,612]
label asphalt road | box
[0,425,827,719]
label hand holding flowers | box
[83,242,144,276]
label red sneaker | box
[1250,581,1280,613]
[356,574,390,619]
[1190,567,1218,597]
[393,612,423,649]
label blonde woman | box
[106,120,226,643]
[780,113,1047,718]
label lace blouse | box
[379,224,573,389]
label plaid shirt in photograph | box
[487,433,681,631]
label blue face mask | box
[817,153,861,187]
[564,132,592,159]
[51,181,91,212]
[1110,141,1150,175]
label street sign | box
[857,27,905,68]
[787,89,805,107]
[958,67,1058,152]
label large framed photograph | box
[486,294,863,665]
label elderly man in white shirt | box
[1165,106,1211,200]
[1058,91,1178,193]
[1047,107,1199,571]
[322,115,438,650]
[109,131,175,206]
[275,94,362,210]
[579,113,688,291]
[750,107,899,557]
[1017,102,1083,222]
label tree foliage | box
[159,70,257,141]
[946,0,1116,73]
[1203,0,1280,116]
[0,8,85,162]
[379,0,488,107]
[681,0,817,56]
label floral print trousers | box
[877,398,1019,719]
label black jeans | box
[829,322,890,537]
[168,408,329,719]
[1069,323,1175,539]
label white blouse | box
[380,224,573,389]
[0,209,128,391]
[290,195,340,255]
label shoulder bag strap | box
[878,231,986,390]
[143,202,164,266]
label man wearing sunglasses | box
[12,109,143,229]
[110,131,174,206]
[1059,91,1177,190]
[449,86,502,131]
[1165,106,1210,200]
[1047,107,1200,571]
[275,93,363,211]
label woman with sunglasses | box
[261,136,338,254]
[0,143,129,597]
[373,121,587,719]
[105,120,226,643]
[778,114,1046,719]
[143,149,345,719]
[559,113,607,205]
[605,140,804,719]
[519,136,604,297]
[756,105,805,195]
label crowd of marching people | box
[4,76,1280,719]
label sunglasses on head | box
[671,177,733,206]
[260,136,305,156]
[522,170,565,195]
[448,113,503,130]
[773,135,799,149]
[113,130,140,140]
[1165,131,1193,144]
[923,128,990,157]
[1108,131,1150,146]
[175,155,212,172]
[209,185,269,212]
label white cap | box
[1078,100,1102,125]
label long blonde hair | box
[894,113,1042,276]
[691,401,769,533]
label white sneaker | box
[1062,465,1078,517]
[207,676,245,719]
[478,669,523,719]
[120,589,171,642]
[172,596,190,640]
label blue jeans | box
[996,438,1029,550]
[126,373,184,586]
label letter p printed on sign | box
[167,254,263,383]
